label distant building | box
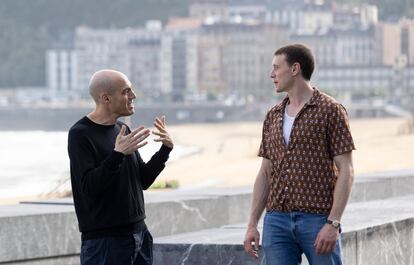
[198,22,289,99]
[314,65,392,92]
[75,27,130,93]
[400,19,414,66]
[44,2,413,105]
[74,22,163,99]
[374,22,402,66]
[127,26,162,99]
[162,18,202,101]
[314,65,414,105]
[291,27,376,67]
[189,0,228,22]
[46,33,78,96]
[291,20,413,101]
[187,0,331,34]
[46,50,77,95]
[190,0,378,35]
[333,3,378,30]
[227,1,268,23]
[291,20,412,68]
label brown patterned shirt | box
[259,88,355,214]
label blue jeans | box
[262,211,342,265]
[80,228,153,265]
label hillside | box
[0,0,190,87]
[0,0,411,88]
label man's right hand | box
[114,125,150,155]
[243,226,260,259]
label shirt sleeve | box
[327,104,356,158]
[136,145,172,190]
[258,111,272,159]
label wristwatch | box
[327,219,341,229]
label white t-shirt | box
[283,109,295,145]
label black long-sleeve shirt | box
[68,116,171,240]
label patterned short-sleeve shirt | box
[259,88,355,214]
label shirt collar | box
[274,87,320,112]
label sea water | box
[0,131,198,199]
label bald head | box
[89,69,129,103]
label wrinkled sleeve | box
[327,104,356,158]
[258,111,272,159]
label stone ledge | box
[153,217,414,265]
[0,172,413,264]
[153,195,414,265]
[0,209,79,263]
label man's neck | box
[287,82,314,107]
[87,109,118,125]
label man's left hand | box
[152,116,174,149]
[314,224,339,255]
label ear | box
[291,62,300,77]
[100,93,111,104]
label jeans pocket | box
[81,239,96,254]
[138,229,153,264]
[80,239,101,264]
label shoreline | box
[156,117,414,188]
[1,117,414,205]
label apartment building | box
[161,18,201,101]
[198,22,289,99]
[46,49,77,95]
[74,22,162,99]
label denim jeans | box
[80,228,153,265]
[262,211,342,265]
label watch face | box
[328,219,340,228]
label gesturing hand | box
[114,125,150,155]
[152,116,174,149]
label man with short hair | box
[68,69,173,265]
[243,44,355,265]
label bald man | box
[68,69,174,265]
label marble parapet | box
[154,195,414,265]
[0,171,413,264]
[0,204,79,264]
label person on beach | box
[68,69,173,265]
[243,44,355,265]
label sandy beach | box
[155,117,414,189]
[1,117,413,204]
